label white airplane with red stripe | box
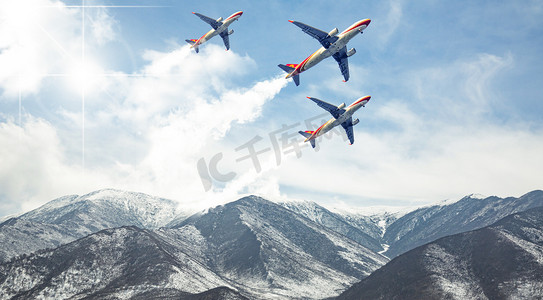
[186,11,243,53]
[299,95,371,148]
[279,18,371,86]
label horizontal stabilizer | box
[298,131,316,148]
[278,64,300,86]
[298,130,313,138]
[292,74,300,86]
[185,39,199,53]
[278,64,296,73]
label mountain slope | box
[383,190,543,257]
[175,196,389,299]
[336,206,543,300]
[0,226,237,300]
[278,200,384,252]
[0,195,389,300]
[0,189,191,263]
[0,218,81,262]
[18,189,187,230]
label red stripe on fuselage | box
[347,96,371,108]
[341,19,371,35]
[313,123,326,137]
[296,49,320,73]
[225,11,243,21]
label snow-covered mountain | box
[0,218,82,262]
[382,190,543,258]
[173,196,389,299]
[1,189,543,299]
[277,200,384,252]
[18,189,188,229]
[0,195,388,299]
[337,206,543,299]
[277,191,543,260]
[0,226,244,299]
[0,189,192,263]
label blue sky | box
[1,0,543,216]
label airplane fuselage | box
[287,19,370,79]
[306,96,371,141]
[193,11,243,47]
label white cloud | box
[0,0,118,97]
[271,115,543,206]
[0,0,541,216]
[268,52,543,206]
[374,0,403,48]
[0,116,106,213]
[130,71,287,208]
[407,53,514,119]
[0,37,288,214]
[87,7,117,45]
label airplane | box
[278,18,371,86]
[186,11,243,53]
[299,95,371,148]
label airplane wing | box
[332,46,350,82]
[193,12,222,30]
[289,21,338,49]
[219,31,230,50]
[307,97,345,119]
[341,119,355,145]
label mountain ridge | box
[0,195,388,299]
[382,190,543,257]
[1,189,542,299]
[336,206,543,299]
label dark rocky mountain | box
[383,190,543,257]
[0,189,191,263]
[2,189,543,299]
[0,195,388,299]
[174,196,388,299]
[130,287,249,300]
[336,206,543,300]
[0,226,235,299]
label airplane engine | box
[337,103,346,109]
[328,28,339,37]
[352,118,360,126]
[228,29,234,35]
[347,48,356,57]
[216,17,223,22]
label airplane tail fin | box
[185,39,199,53]
[298,131,316,148]
[278,64,300,86]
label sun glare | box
[67,60,103,93]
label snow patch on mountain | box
[499,230,543,264]
[422,244,483,299]
[18,189,191,229]
[469,193,487,200]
